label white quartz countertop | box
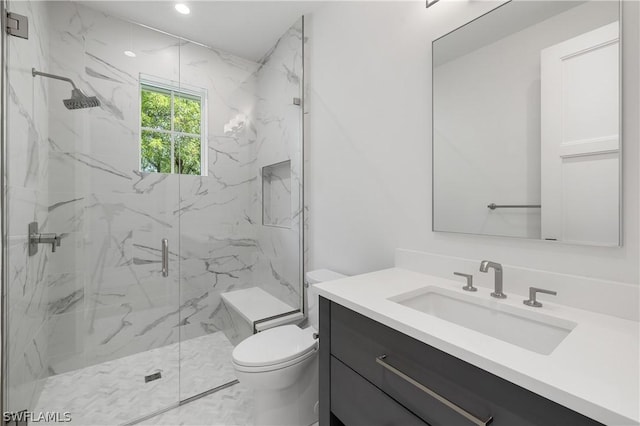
[314,268,640,426]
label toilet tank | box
[306,269,347,330]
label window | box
[140,78,206,175]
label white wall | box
[306,0,639,285]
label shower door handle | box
[162,238,169,277]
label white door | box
[540,22,620,246]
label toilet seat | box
[232,325,318,372]
[233,346,317,373]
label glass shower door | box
[174,38,255,401]
[3,1,183,423]
[3,1,307,423]
[174,17,305,402]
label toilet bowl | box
[231,269,346,426]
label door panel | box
[541,22,620,245]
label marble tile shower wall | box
[42,1,258,374]
[251,20,304,311]
[5,0,51,412]
[35,1,305,378]
[175,19,303,349]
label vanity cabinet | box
[319,297,602,426]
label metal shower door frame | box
[1,0,10,418]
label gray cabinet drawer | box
[331,355,427,426]
[329,301,601,426]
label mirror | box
[432,0,621,246]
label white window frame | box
[139,75,208,176]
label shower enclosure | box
[1,1,305,424]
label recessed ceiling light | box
[175,3,190,15]
[124,50,136,58]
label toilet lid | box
[232,325,317,367]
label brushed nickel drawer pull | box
[376,355,493,426]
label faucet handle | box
[523,287,557,308]
[454,272,477,292]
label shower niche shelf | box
[262,160,292,229]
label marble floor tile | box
[34,332,237,426]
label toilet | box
[232,269,347,426]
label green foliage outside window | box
[140,84,204,175]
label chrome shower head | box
[63,88,101,110]
[32,68,101,110]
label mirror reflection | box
[432,0,620,246]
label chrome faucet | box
[480,260,506,299]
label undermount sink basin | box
[389,286,576,355]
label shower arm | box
[32,68,78,90]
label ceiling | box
[78,1,323,61]
[433,1,587,66]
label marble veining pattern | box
[6,0,305,416]
[42,0,254,374]
[249,19,304,312]
[6,0,52,412]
